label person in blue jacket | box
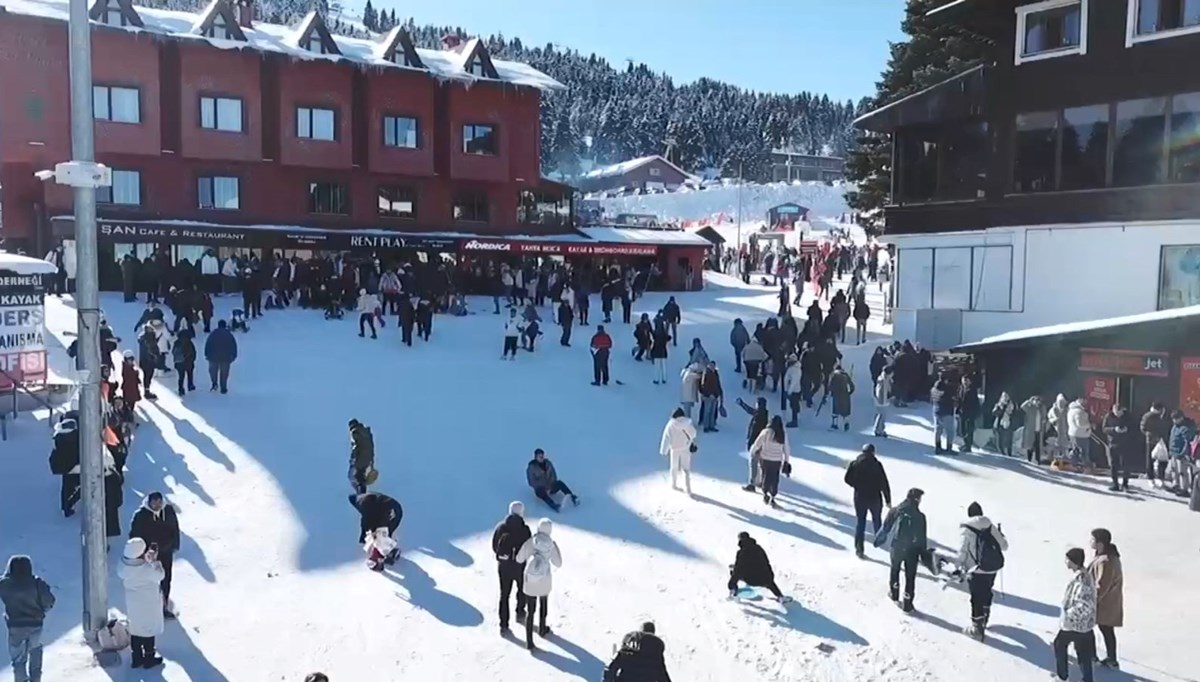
[203,320,238,394]
[1167,410,1196,496]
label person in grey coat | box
[0,555,55,682]
[526,449,579,512]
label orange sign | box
[1179,357,1200,422]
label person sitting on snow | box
[727,531,790,603]
[526,449,579,512]
[603,621,672,682]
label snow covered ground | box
[596,180,853,225]
[2,275,1196,681]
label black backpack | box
[970,526,1005,572]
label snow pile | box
[0,280,1194,681]
[596,181,854,225]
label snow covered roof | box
[582,156,695,181]
[953,305,1200,353]
[0,251,57,275]
[579,227,710,247]
[1,0,565,91]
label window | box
[938,121,989,200]
[305,34,329,54]
[648,166,662,177]
[896,246,1015,312]
[1060,104,1109,190]
[297,107,335,141]
[378,186,417,219]
[391,51,416,67]
[895,128,939,202]
[897,249,933,310]
[970,246,1015,312]
[1130,0,1200,43]
[518,190,571,227]
[96,169,141,206]
[199,96,243,132]
[103,6,129,25]
[463,124,497,155]
[468,58,487,77]
[1158,244,1200,309]
[92,85,140,123]
[1113,97,1166,187]
[1016,0,1086,64]
[453,191,489,222]
[1013,111,1058,193]
[210,16,235,41]
[383,116,418,149]
[1169,92,1200,182]
[308,182,348,215]
[197,176,240,210]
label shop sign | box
[1179,357,1200,422]
[0,280,47,389]
[462,239,512,252]
[1078,348,1169,377]
[564,244,658,256]
[100,222,249,244]
[1082,375,1115,426]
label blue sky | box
[360,0,907,103]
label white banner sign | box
[0,305,45,352]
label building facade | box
[0,0,569,258]
[855,0,1200,348]
[578,156,693,194]
[767,151,844,183]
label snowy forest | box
[138,0,864,182]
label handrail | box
[0,364,58,422]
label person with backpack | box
[844,444,891,559]
[603,621,672,682]
[875,488,927,613]
[515,518,562,650]
[956,502,1008,640]
[348,419,376,495]
[1053,548,1097,682]
[1088,529,1124,670]
[0,555,55,682]
[492,501,531,634]
[727,532,790,603]
[203,320,237,394]
[661,297,681,347]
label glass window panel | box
[111,170,140,205]
[1138,0,1200,34]
[463,124,497,155]
[200,97,216,129]
[216,98,242,132]
[1022,3,1081,56]
[1013,111,1058,193]
[897,248,933,310]
[896,129,939,202]
[1158,244,1200,309]
[378,186,416,218]
[1169,92,1200,183]
[297,108,311,138]
[214,177,239,209]
[92,86,109,120]
[312,108,335,140]
[1060,104,1109,190]
[1113,97,1166,187]
[110,87,139,123]
[938,120,988,200]
[932,247,971,310]
[970,246,1014,312]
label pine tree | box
[844,0,991,233]
[362,0,377,31]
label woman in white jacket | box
[1066,398,1093,466]
[515,518,562,650]
[119,537,166,669]
[660,408,698,494]
[356,289,380,339]
[750,416,791,507]
[680,363,703,419]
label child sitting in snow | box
[323,290,344,320]
[447,294,470,317]
[363,528,399,571]
[230,309,249,332]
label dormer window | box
[391,51,415,67]
[306,34,327,54]
[293,11,341,56]
[89,0,144,28]
[104,6,127,25]
[1015,0,1087,65]
[468,58,487,77]
[211,15,234,40]
[1129,0,1200,44]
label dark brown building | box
[578,155,694,194]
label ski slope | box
[1,276,1195,682]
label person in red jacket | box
[590,326,613,386]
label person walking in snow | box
[844,444,891,559]
[687,338,710,368]
[492,501,531,633]
[660,408,697,495]
[526,449,579,512]
[1052,548,1097,682]
[698,362,724,433]
[356,289,379,339]
[1088,528,1123,670]
[749,416,790,507]
[1103,404,1137,492]
[0,555,55,682]
[873,366,893,438]
[633,314,653,362]
[680,363,703,419]
[957,376,981,453]
[727,532,789,603]
[825,364,855,431]
[415,297,433,341]
[852,295,870,345]
[590,326,613,386]
[171,329,196,396]
[347,419,376,495]
[730,319,750,373]
[502,308,521,360]
[515,518,562,650]
[49,417,82,518]
[650,324,671,385]
[203,320,237,394]
[741,339,766,393]
[661,296,681,347]
[603,621,672,682]
[875,487,927,613]
[735,396,770,493]
[1047,394,1070,463]
[128,492,180,620]
[931,374,958,454]
[557,298,574,347]
[136,325,161,400]
[782,355,803,427]
[120,538,166,669]
[347,491,403,555]
[956,502,1008,640]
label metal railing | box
[0,366,56,441]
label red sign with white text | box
[1078,348,1169,377]
[460,239,658,257]
[1083,374,1115,426]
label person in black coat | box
[1103,404,1138,492]
[129,491,181,615]
[957,377,981,453]
[415,298,433,341]
[172,328,197,395]
[661,297,681,347]
[491,501,532,632]
[735,396,769,493]
[649,325,670,385]
[604,621,672,682]
[727,532,787,602]
[348,492,403,554]
[633,314,653,361]
[799,344,822,408]
[843,444,892,558]
[49,418,82,517]
[557,300,574,347]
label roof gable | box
[292,10,340,56]
[88,0,143,28]
[192,0,246,42]
[457,38,498,79]
[376,26,423,69]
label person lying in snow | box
[526,449,579,512]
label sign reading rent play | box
[0,279,48,389]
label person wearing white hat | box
[515,518,562,650]
[491,501,531,634]
[118,538,165,669]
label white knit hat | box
[123,538,147,560]
[537,518,553,536]
[508,501,525,517]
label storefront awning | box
[952,306,1200,354]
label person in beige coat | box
[659,408,698,494]
[1088,528,1124,669]
[749,416,790,507]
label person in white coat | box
[220,256,239,295]
[1066,398,1093,467]
[680,363,703,419]
[1047,394,1070,463]
[873,366,893,438]
[515,518,562,650]
[502,308,521,360]
[956,502,1008,639]
[198,249,220,294]
[119,538,165,669]
[660,408,698,494]
[782,356,804,427]
[356,289,379,339]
